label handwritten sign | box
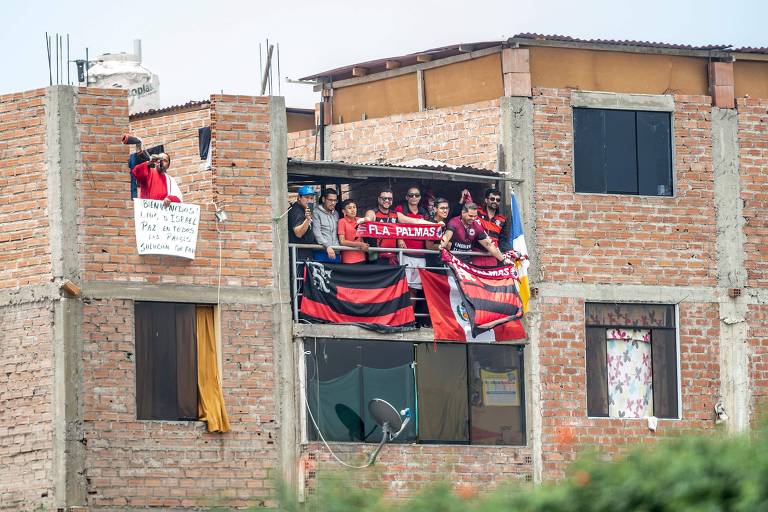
[133,199,200,259]
[357,221,443,240]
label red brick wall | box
[0,89,52,289]
[749,304,768,424]
[533,89,716,286]
[538,297,720,480]
[737,98,768,288]
[303,443,532,498]
[80,300,278,508]
[79,94,275,288]
[288,100,500,170]
[129,106,213,207]
[0,301,55,510]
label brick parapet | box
[0,88,52,289]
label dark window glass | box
[573,108,606,193]
[416,343,469,443]
[307,340,525,445]
[135,302,198,421]
[573,108,672,196]
[584,303,678,419]
[637,111,673,196]
[306,340,416,443]
[604,109,638,194]
[468,345,525,445]
[585,327,609,417]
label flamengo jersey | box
[373,209,399,250]
[477,207,506,246]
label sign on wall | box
[133,199,200,259]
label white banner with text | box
[133,199,200,259]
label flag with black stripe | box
[442,250,524,337]
[300,262,416,333]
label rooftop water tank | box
[86,40,160,115]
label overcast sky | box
[3,0,765,109]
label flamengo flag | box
[440,250,525,337]
[420,269,525,341]
[510,193,531,313]
[300,262,416,333]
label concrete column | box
[712,106,750,433]
[500,96,542,482]
[268,96,298,490]
[46,86,86,507]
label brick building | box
[1,33,768,509]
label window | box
[135,302,201,421]
[573,108,672,196]
[585,303,678,419]
[306,339,526,445]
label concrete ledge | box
[0,283,60,307]
[571,91,675,111]
[538,282,718,303]
[293,323,529,344]
[82,281,275,304]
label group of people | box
[288,184,515,283]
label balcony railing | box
[289,243,493,323]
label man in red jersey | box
[473,188,508,267]
[132,153,182,206]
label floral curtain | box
[586,303,673,328]
[607,328,653,418]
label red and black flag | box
[441,250,524,337]
[300,262,416,333]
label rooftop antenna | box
[66,34,70,85]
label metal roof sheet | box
[300,41,503,81]
[511,32,731,51]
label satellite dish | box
[369,398,403,432]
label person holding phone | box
[288,185,318,262]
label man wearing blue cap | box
[288,185,318,262]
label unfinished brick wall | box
[80,300,279,508]
[128,105,213,207]
[0,300,55,510]
[288,100,501,170]
[749,304,768,424]
[538,297,720,480]
[79,94,275,288]
[304,443,532,498]
[0,89,52,289]
[533,89,716,287]
[737,98,768,288]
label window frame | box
[584,302,681,420]
[571,91,676,198]
[301,338,528,446]
[134,301,218,423]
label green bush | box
[275,425,768,511]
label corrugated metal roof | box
[301,41,503,81]
[511,32,731,51]
[288,158,503,182]
[130,100,210,120]
[734,47,768,54]
[130,101,314,120]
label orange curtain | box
[196,306,230,433]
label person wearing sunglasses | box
[394,186,430,290]
[363,188,400,265]
[473,188,509,267]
